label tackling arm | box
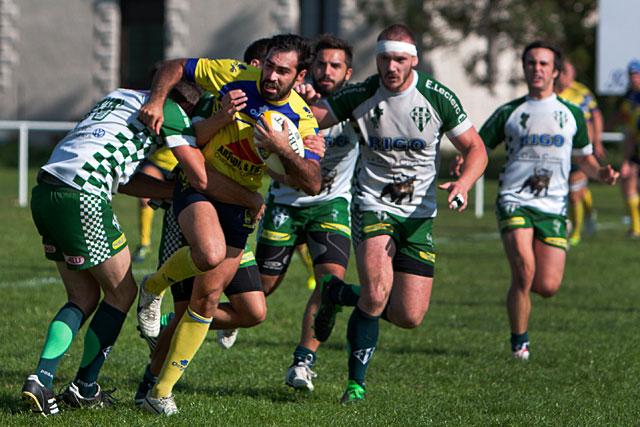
[139,58,189,135]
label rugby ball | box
[253,110,305,175]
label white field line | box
[0,268,155,289]
[2,220,627,289]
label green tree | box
[358,0,598,91]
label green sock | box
[330,279,360,306]
[35,302,84,388]
[74,301,126,397]
[347,306,379,386]
[292,345,316,366]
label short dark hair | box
[244,37,272,64]
[521,40,563,72]
[168,81,204,116]
[266,34,313,74]
[377,24,417,45]
[314,34,353,69]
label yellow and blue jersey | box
[184,58,319,192]
[148,146,178,172]
[558,81,599,122]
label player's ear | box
[411,55,418,68]
[295,69,307,86]
[345,67,353,82]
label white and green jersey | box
[480,94,591,216]
[267,120,359,207]
[325,70,472,218]
[42,89,197,202]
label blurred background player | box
[478,41,618,361]
[132,147,178,263]
[254,34,358,392]
[614,60,640,238]
[554,58,605,246]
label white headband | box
[375,40,418,56]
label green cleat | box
[340,380,366,404]
[313,274,343,342]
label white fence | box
[0,120,76,207]
[0,120,627,212]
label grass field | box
[0,165,638,426]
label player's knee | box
[391,314,424,329]
[246,305,267,326]
[191,246,225,271]
[532,281,560,298]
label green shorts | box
[351,207,436,268]
[496,204,568,250]
[258,197,351,246]
[31,181,127,270]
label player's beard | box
[380,66,412,92]
[261,77,297,102]
[312,75,347,98]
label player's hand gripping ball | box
[253,111,304,175]
[450,194,464,210]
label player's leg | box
[340,234,395,403]
[529,212,568,298]
[568,170,587,246]
[61,247,137,408]
[501,227,536,360]
[133,162,166,263]
[144,249,242,414]
[23,263,97,416]
[621,162,640,237]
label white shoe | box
[141,393,178,416]
[137,274,163,338]
[512,342,530,360]
[285,362,317,392]
[217,328,239,349]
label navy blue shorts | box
[172,172,255,249]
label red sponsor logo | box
[225,138,262,164]
[43,244,57,254]
[64,254,85,266]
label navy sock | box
[510,331,529,350]
[330,279,360,306]
[74,301,126,397]
[35,302,84,388]
[292,345,316,366]
[347,306,379,386]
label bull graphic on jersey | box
[516,168,553,197]
[410,106,431,131]
[380,175,416,205]
[320,168,337,194]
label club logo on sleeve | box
[410,106,431,131]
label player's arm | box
[171,144,264,220]
[591,109,606,161]
[139,58,189,135]
[118,173,174,199]
[437,127,488,211]
[254,119,322,195]
[193,90,247,147]
[309,101,338,130]
[266,131,325,187]
[573,154,619,185]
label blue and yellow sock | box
[152,306,212,398]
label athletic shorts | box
[172,170,254,249]
[31,174,127,270]
[257,197,351,246]
[139,159,173,180]
[158,207,262,302]
[496,203,568,250]
[351,206,436,275]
